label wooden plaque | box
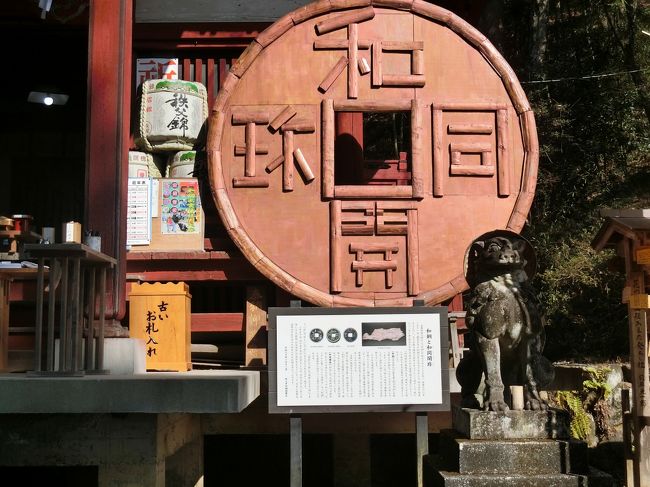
[207,1,538,307]
[636,246,650,265]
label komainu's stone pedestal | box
[424,407,614,487]
[452,406,571,440]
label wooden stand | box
[593,209,650,487]
[23,243,116,376]
[0,274,7,371]
[0,268,43,372]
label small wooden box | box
[62,221,82,243]
[129,282,192,371]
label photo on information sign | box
[361,322,407,347]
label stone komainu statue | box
[457,231,554,411]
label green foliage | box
[556,390,593,440]
[582,366,613,402]
[553,366,614,441]
[179,152,195,161]
[363,112,411,160]
[489,0,650,361]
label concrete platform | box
[0,370,260,413]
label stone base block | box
[54,338,146,374]
[452,406,571,440]
[438,430,588,475]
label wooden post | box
[432,108,444,197]
[0,276,9,372]
[322,99,335,199]
[283,131,295,192]
[96,266,107,371]
[58,258,69,372]
[85,0,133,321]
[348,23,359,99]
[245,285,267,366]
[622,388,634,487]
[46,260,59,371]
[33,258,46,372]
[85,268,96,370]
[624,240,650,487]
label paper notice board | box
[127,178,152,245]
[128,178,204,252]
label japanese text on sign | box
[126,178,151,246]
[144,301,169,357]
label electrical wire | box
[521,68,649,84]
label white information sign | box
[126,178,151,245]
[275,312,443,408]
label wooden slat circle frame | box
[207,0,539,308]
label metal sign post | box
[289,300,303,487]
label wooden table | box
[23,244,116,376]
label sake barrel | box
[169,151,196,177]
[129,151,167,178]
[137,80,208,152]
[150,153,167,178]
[128,151,150,178]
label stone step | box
[429,471,587,487]
[424,457,586,487]
[438,430,589,475]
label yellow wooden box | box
[129,282,192,371]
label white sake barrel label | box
[138,80,208,152]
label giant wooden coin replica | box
[208,1,538,307]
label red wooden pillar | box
[334,112,364,185]
[85,0,132,320]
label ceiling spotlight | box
[27,91,69,106]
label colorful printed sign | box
[160,179,201,235]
